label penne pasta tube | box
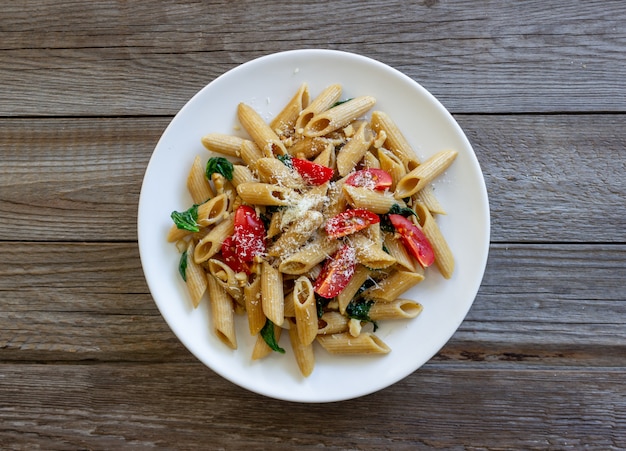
[244,269,265,335]
[364,269,425,302]
[231,164,257,188]
[414,203,455,279]
[383,232,419,273]
[251,323,282,360]
[270,82,310,136]
[237,102,287,157]
[304,96,376,138]
[184,241,208,308]
[261,261,285,326]
[288,136,329,159]
[317,311,349,335]
[377,147,406,191]
[267,210,324,257]
[206,274,237,349]
[194,215,235,263]
[187,155,214,203]
[368,299,423,321]
[343,184,404,214]
[254,157,304,189]
[336,121,374,176]
[414,185,447,215]
[278,236,341,275]
[287,318,315,377]
[292,276,318,346]
[394,150,458,199]
[349,233,397,270]
[370,110,420,170]
[236,182,299,206]
[239,140,264,166]
[166,224,192,243]
[196,193,230,227]
[335,264,373,314]
[295,83,342,132]
[317,332,390,355]
[201,133,251,158]
[207,258,244,305]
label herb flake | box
[178,250,188,281]
[346,299,378,331]
[171,204,200,232]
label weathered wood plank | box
[0,363,624,449]
[1,114,624,243]
[0,243,624,365]
[0,0,624,115]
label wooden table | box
[2,1,625,449]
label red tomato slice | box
[345,168,392,190]
[314,244,357,298]
[325,209,380,238]
[233,205,266,261]
[388,214,435,267]
[221,235,251,274]
[291,158,334,185]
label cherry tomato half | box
[325,209,380,238]
[233,205,266,261]
[388,214,435,268]
[291,158,334,185]
[345,168,392,191]
[314,244,357,299]
[221,235,251,274]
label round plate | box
[138,49,490,403]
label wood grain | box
[1,0,625,116]
[0,363,623,450]
[1,243,623,366]
[1,114,624,243]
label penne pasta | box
[336,121,374,176]
[187,155,214,203]
[304,96,376,137]
[236,182,299,206]
[261,261,285,326]
[201,133,251,158]
[364,269,425,302]
[206,274,237,349]
[184,241,208,308]
[244,269,266,335]
[292,276,318,345]
[414,203,455,279]
[316,332,390,355]
[237,102,288,157]
[194,215,235,263]
[368,299,423,321]
[270,82,310,137]
[370,110,420,170]
[288,318,315,377]
[343,184,404,214]
[394,150,458,199]
[295,83,342,132]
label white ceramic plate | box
[138,49,490,403]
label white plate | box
[138,49,490,403]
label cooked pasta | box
[167,83,457,377]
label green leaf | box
[346,299,378,331]
[315,293,331,318]
[260,319,286,354]
[178,250,188,282]
[330,98,354,108]
[276,154,293,168]
[170,204,200,232]
[380,204,418,233]
[205,157,234,181]
[388,203,417,218]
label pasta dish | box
[166,83,457,377]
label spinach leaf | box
[330,98,354,108]
[178,250,188,282]
[315,293,331,318]
[380,203,418,233]
[170,204,200,232]
[276,154,293,168]
[346,299,378,331]
[388,203,417,218]
[260,319,285,354]
[205,157,234,181]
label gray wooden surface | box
[1,1,625,449]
